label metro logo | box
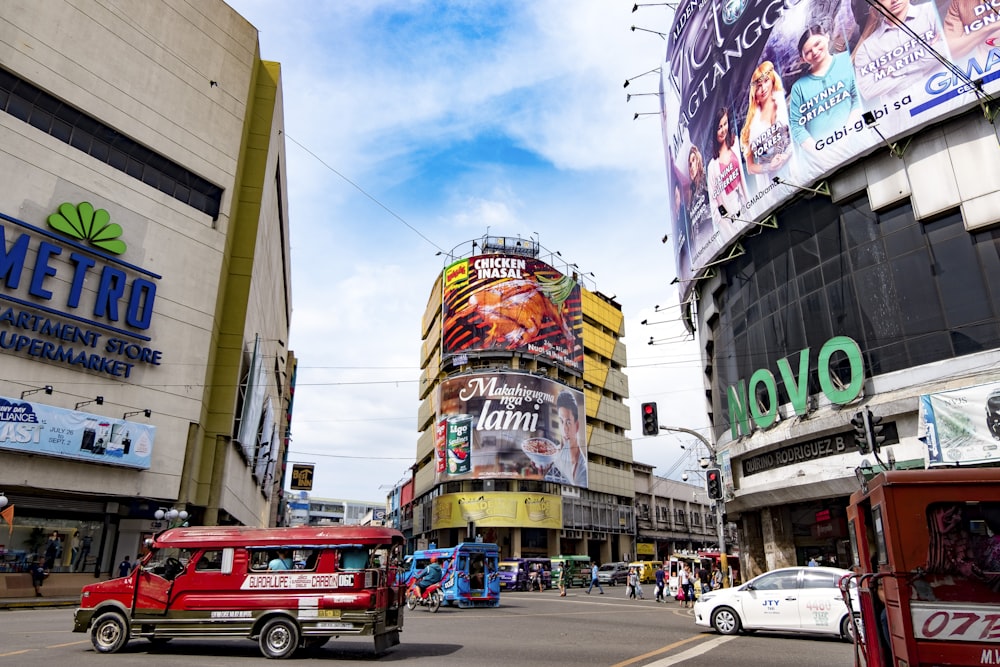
[48,202,126,255]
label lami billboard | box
[661,0,1000,302]
[441,255,583,371]
[434,372,588,488]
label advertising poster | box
[441,255,583,371]
[662,0,1000,302]
[434,372,588,488]
[919,381,1000,466]
[0,396,155,469]
[431,492,563,530]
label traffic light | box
[851,411,869,454]
[706,468,723,500]
[641,402,659,436]
[865,409,885,454]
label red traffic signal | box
[706,467,723,500]
[641,402,659,436]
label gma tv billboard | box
[434,372,588,488]
[661,0,1000,302]
[441,255,583,371]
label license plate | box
[317,621,354,630]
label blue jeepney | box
[405,542,501,608]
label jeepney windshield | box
[144,547,193,581]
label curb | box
[0,597,79,610]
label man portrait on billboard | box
[851,0,951,104]
[939,0,1000,61]
[550,390,587,488]
[788,24,864,171]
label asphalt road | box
[0,589,855,666]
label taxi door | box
[795,569,844,633]
[740,569,801,631]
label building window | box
[0,67,223,220]
[712,196,1000,438]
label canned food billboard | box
[661,0,1000,304]
[441,255,583,371]
[435,372,588,488]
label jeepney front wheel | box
[91,611,129,654]
[259,617,300,659]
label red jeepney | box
[845,468,1000,667]
[73,525,406,658]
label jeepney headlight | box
[81,590,90,599]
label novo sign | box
[0,204,163,377]
[727,336,864,438]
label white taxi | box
[693,566,859,642]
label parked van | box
[551,555,590,588]
[403,542,501,608]
[72,526,406,658]
[628,560,662,584]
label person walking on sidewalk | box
[556,563,566,596]
[586,562,604,594]
[29,556,47,597]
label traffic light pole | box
[659,425,730,588]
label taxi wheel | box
[259,617,300,659]
[91,611,129,653]
[711,607,743,635]
[842,613,862,643]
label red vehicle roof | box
[152,525,403,549]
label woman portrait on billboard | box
[687,145,718,253]
[740,61,794,189]
[788,24,862,170]
[851,0,950,103]
[707,105,749,235]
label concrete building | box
[0,0,292,576]
[658,0,1000,578]
[404,236,712,563]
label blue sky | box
[226,0,710,502]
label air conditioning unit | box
[560,530,583,539]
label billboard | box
[661,0,1000,302]
[434,372,588,488]
[0,396,155,469]
[442,255,583,370]
[919,380,1000,466]
[431,492,563,530]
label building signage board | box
[431,492,563,529]
[920,380,1000,466]
[0,395,155,469]
[0,206,164,375]
[661,0,1000,304]
[441,254,583,371]
[435,371,588,488]
[290,464,314,490]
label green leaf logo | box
[47,202,127,255]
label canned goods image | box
[446,414,473,474]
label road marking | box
[47,640,89,648]
[617,635,737,667]
[609,634,712,667]
[0,650,32,657]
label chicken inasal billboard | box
[442,255,583,371]
[662,0,1000,303]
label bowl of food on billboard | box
[661,0,1000,304]
[436,372,589,489]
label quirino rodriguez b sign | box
[0,202,164,377]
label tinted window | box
[800,570,837,589]
[751,570,799,591]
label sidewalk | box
[0,572,102,610]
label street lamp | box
[20,385,53,399]
[154,507,189,528]
[661,424,731,587]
